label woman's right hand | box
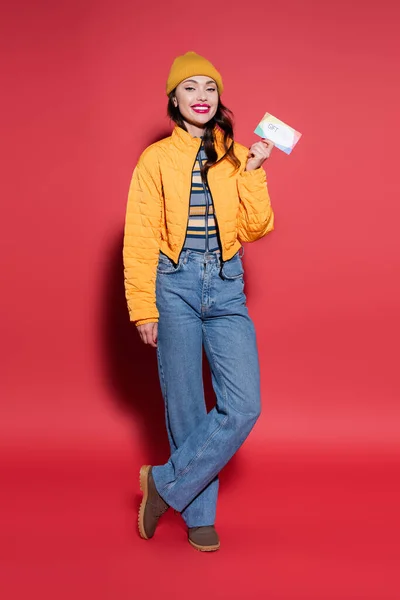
[137,322,158,348]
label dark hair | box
[167,91,241,179]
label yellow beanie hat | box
[166,51,224,96]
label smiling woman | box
[123,50,274,553]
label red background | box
[1,0,400,598]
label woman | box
[123,51,274,552]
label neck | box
[183,119,206,138]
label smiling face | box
[173,75,219,136]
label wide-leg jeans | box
[152,248,261,527]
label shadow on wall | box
[102,230,164,463]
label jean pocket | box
[220,254,244,280]
[157,253,182,274]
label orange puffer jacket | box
[123,125,274,326]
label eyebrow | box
[183,79,216,85]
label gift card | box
[254,112,302,154]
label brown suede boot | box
[188,526,220,552]
[138,465,169,540]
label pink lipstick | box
[191,104,211,114]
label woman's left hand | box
[245,139,274,171]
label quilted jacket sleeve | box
[123,149,162,326]
[236,166,274,243]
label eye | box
[207,88,216,92]
[185,87,195,91]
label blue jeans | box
[152,248,261,527]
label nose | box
[197,89,207,102]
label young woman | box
[123,51,274,552]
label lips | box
[191,104,211,114]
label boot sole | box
[188,538,221,552]
[138,465,151,540]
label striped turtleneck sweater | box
[182,141,221,253]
